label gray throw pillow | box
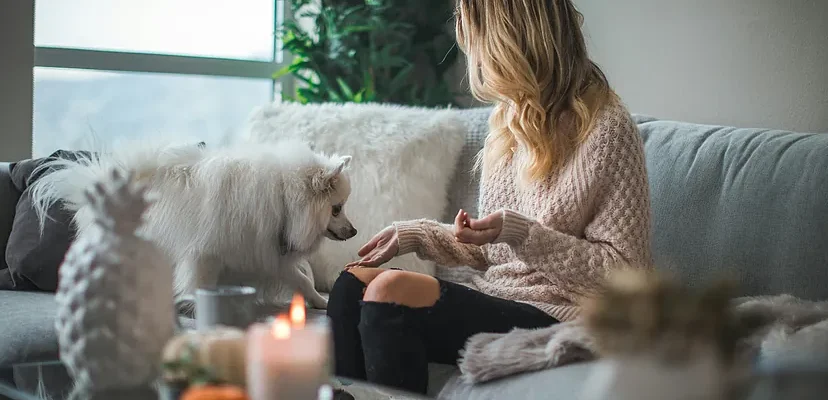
[2,150,90,291]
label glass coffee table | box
[0,360,430,400]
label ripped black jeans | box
[326,270,559,394]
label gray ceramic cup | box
[175,286,257,331]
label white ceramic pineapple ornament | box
[55,168,175,397]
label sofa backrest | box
[449,109,828,300]
[443,107,491,221]
[638,116,828,299]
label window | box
[25,0,289,157]
[33,69,272,156]
[35,0,278,61]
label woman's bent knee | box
[362,270,440,308]
[327,270,368,318]
[328,268,388,313]
[344,267,388,286]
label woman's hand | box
[454,209,503,245]
[344,226,399,268]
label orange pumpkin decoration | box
[162,327,248,386]
[180,384,249,400]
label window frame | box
[0,0,291,161]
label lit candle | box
[246,294,331,400]
[290,293,306,329]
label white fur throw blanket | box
[457,293,828,383]
[244,102,467,291]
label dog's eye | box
[332,205,342,216]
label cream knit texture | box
[394,101,652,322]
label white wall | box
[0,0,35,160]
[576,0,828,132]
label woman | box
[327,0,651,394]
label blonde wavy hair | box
[455,0,617,182]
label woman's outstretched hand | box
[344,225,399,268]
[454,209,503,245]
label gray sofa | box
[2,107,828,399]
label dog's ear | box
[309,156,351,194]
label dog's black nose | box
[349,227,358,237]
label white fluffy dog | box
[30,139,357,309]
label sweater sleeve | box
[392,219,489,270]
[493,112,652,297]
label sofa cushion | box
[0,290,60,365]
[3,150,90,291]
[437,361,595,399]
[640,119,828,299]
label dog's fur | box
[30,139,357,309]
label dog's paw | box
[309,295,328,310]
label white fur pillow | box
[244,102,467,291]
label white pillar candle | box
[246,296,331,400]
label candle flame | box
[290,293,306,328]
[272,315,291,339]
[271,293,305,339]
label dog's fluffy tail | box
[29,139,206,233]
[29,152,104,232]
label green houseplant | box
[275,0,460,107]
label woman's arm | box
[394,219,489,269]
[495,114,652,296]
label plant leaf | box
[336,77,355,99]
[389,64,414,92]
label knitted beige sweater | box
[393,102,652,322]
